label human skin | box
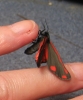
[0,20,83,100]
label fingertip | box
[9,20,39,36]
[67,62,83,81]
[0,20,39,55]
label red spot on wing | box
[35,51,39,61]
[62,75,67,79]
[50,66,56,72]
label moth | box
[17,14,71,80]
[24,24,71,81]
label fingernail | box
[9,20,36,35]
[69,63,83,81]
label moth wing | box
[24,42,40,55]
[47,42,71,80]
[35,37,48,67]
[25,36,44,55]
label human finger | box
[0,63,83,100]
[0,20,39,55]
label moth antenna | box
[18,15,83,50]
[54,34,83,50]
[17,14,28,20]
[41,22,46,33]
[44,19,49,32]
[40,19,49,36]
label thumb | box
[0,20,39,55]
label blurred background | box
[0,0,83,100]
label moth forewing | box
[47,42,71,80]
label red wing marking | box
[35,37,49,66]
[45,44,48,60]
[35,40,44,62]
[64,68,68,74]
[62,75,67,79]
[35,51,39,61]
[50,66,57,72]
[47,42,71,80]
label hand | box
[0,20,83,100]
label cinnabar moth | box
[25,27,71,80]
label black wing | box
[47,42,71,80]
[24,42,40,55]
